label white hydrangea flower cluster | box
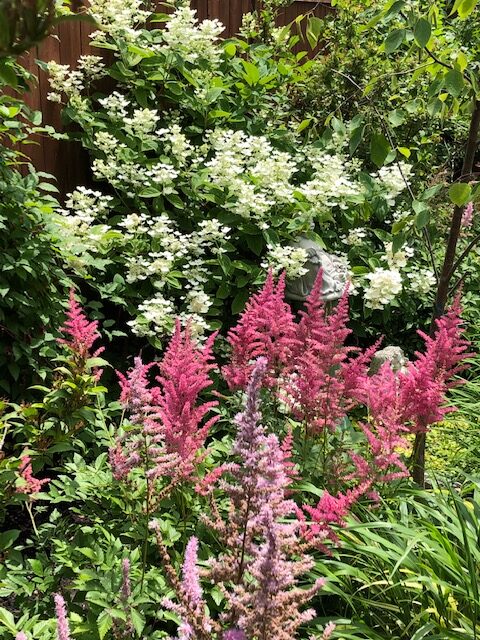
[51,188,115,257]
[364,267,403,310]
[261,245,309,279]
[342,227,367,246]
[46,56,106,103]
[301,151,363,212]
[383,241,414,269]
[161,5,224,65]
[98,92,130,120]
[124,108,160,138]
[92,158,178,196]
[407,267,436,295]
[377,163,412,206]
[157,124,194,166]
[204,129,297,227]
[46,62,83,103]
[88,0,150,42]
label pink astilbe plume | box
[53,594,71,640]
[282,272,363,434]
[16,633,28,640]
[58,289,104,362]
[399,296,471,433]
[16,455,50,496]
[302,482,369,546]
[223,271,298,390]
[110,322,218,484]
[155,320,219,472]
[462,201,474,227]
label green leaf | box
[0,529,20,550]
[241,61,260,86]
[224,42,236,57]
[306,16,322,49]
[448,182,472,206]
[0,607,16,633]
[458,0,478,18]
[384,29,406,54]
[97,611,113,640]
[445,69,464,97]
[231,289,250,315]
[370,133,390,168]
[349,123,365,155]
[414,18,431,48]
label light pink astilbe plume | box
[159,359,328,639]
[399,296,471,433]
[15,633,28,640]
[16,455,50,495]
[223,271,298,390]
[121,558,131,602]
[57,289,104,361]
[462,201,474,227]
[53,594,71,640]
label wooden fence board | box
[16,0,332,194]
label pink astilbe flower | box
[121,558,131,602]
[53,594,71,640]
[399,296,471,433]
[16,633,28,640]
[156,321,219,471]
[16,456,49,495]
[162,535,212,640]
[208,358,325,636]
[58,289,104,361]
[110,323,218,484]
[348,363,409,485]
[462,201,474,227]
[282,272,360,434]
[229,507,326,640]
[223,631,246,640]
[223,271,298,390]
[117,357,158,424]
[157,359,328,639]
[302,482,369,545]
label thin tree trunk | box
[411,98,480,486]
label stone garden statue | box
[285,237,349,302]
[369,346,409,375]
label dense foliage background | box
[1,0,480,639]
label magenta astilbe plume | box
[58,289,104,361]
[399,296,471,433]
[223,271,297,389]
[155,321,219,477]
[53,594,71,640]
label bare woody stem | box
[412,98,480,487]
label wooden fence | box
[19,1,333,195]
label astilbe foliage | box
[223,271,297,390]
[156,358,326,639]
[109,321,218,484]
